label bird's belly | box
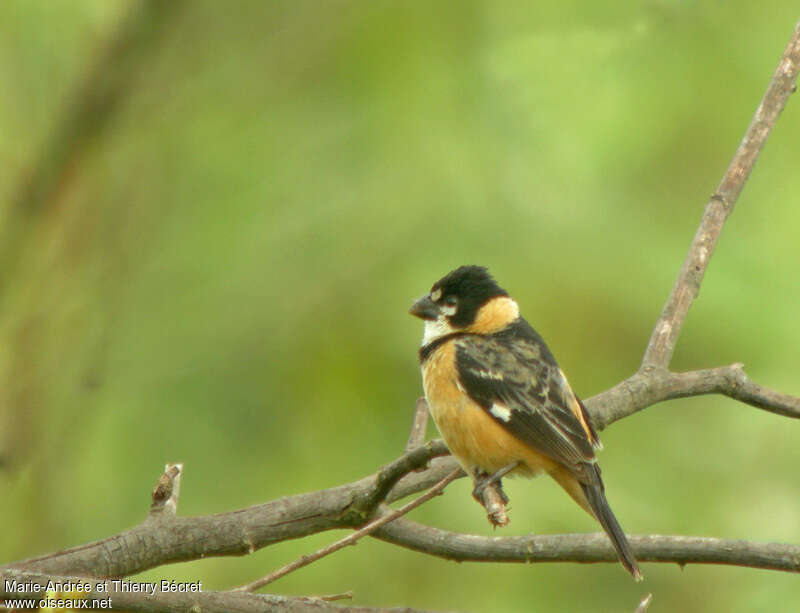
[421,343,555,477]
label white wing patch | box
[476,369,504,381]
[490,403,512,422]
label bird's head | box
[410,265,519,344]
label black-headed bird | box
[410,265,641,580]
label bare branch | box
[237,468,461,592]
[1,445,451,578]
[351,440,451,521]
[373,517,800,573]
[384,456,462,501]
[149,463,183,517]
[719,368,800,418]
[405,398,430,452]
[474,481,510,528]
[634,594,654,613]
[641,20,800,370]
[0,441,797,609]
[3,441,796,583]
[304,592,355,602]
[587,363,800,430]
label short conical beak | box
[409,294,439,321]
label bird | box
[409,265,641,580]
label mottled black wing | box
[455,318,596,469]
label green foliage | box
[1,1,798,611]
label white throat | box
[421,317,455,346]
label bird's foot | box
[471,462,519,502]
[471,462,519,528]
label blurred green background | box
[1,1,799,611]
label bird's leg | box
[471,470,492,502]
[471,461,519,503]
[471,461,520,527]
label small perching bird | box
[409,265,641,580]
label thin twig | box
[299,591,355,602]
[641,20,800,370]
[405,397,430,452]
[149,463,183,517]
[236,468,462,592]
[718,366,800,418]
[318,591,354,602]
[634,594,654,613]
[472,461,519,528]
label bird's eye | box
[440,295,457,316]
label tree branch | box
[237,468,461,592]
[641,20,800,371]
[581,20,800,429]
[373,517,800,573]
[587,363,800,430]
[149,463,183,517]
[635,593,654,613]
[3,446,798,585]
[1,446,452,578]
[405,398,430,452]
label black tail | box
[581,476,642,581]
